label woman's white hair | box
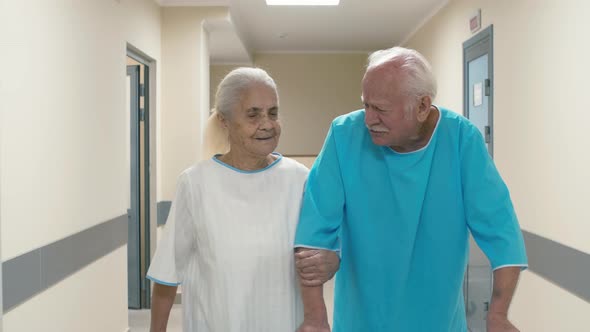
[214,67,278,118]
[201,67,278,160]
[367,47,437,101]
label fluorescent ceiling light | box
[266,0,340,6]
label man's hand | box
[487,312,519,332]
[296,321,331,332]
[295,249,340,286]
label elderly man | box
[294,47,528,332]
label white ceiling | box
[204,17,253,64]
[156,0,449,63]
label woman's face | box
[223,83,281,158]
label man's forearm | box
[150,283,178,332]
[489,266,521,315]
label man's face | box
[362,66,420,150]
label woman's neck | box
[218,150,276,171]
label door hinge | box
[484,79,491,96]
[140,108,145,122]
[484,125,491,143]
[139,84,145,97]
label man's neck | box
[391,106,440,153]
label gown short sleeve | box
[147,173,196,285]
[461,125,528,270]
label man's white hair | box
[367,47,437,101]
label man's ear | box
[416,96,432,122]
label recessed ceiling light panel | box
[266,0,340,6]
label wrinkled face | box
[223,83,281,157]
[362,66,421,149]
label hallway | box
[1,1,589,331]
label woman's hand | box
[296,320,331,332]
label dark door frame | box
[127,46,153,309]
[463,25,494,157]
[462,24,494,328]
[127,64,142,309]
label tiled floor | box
[128,279,335,331]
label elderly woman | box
[146,67,338,332]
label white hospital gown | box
[147,154,308,331]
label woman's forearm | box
[300,284,329,326]
[150,283,178,332]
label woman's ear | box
[217,111,229,129]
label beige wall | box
[289,156,317,170]
[404,0,590,329]
[3,247,128,332]
[210,64,239,112]
[511,271,590,331]
[210,53,367,155]
[0,0,161,330]
[160,7,228,200]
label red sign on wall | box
[470,9,481,33]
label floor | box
[128,279,335,331]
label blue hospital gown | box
[294,107,528,332]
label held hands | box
[295,249,340,286]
